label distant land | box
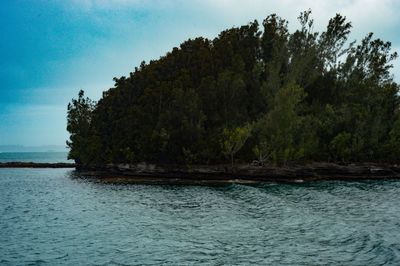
[0,145,68,153]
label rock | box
[76,162,400,184]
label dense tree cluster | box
[67,11,399,166]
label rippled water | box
[1,168,400,265]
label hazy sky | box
[1,0,399,146]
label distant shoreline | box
[0,146,68,153]
[0,162,75,168]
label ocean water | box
[1,155,400,265]
[0,152,71,163]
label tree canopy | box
[67,10,399,166]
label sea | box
[1,152,400,265]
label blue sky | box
[1,0,399,147]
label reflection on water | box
[1,168,400,265]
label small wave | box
[26,259,47,265]
[109,260,135,266]
[90,260,134,266]
[115,248,134,254]
[54,253,69,260]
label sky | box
[1,0,399,147]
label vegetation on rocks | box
[67,10,399,167]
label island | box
[65,11,400,184]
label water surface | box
[0,152,70,163]
[1,168,400,265]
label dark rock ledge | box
[77,162,400,184]
[3,161,400,184]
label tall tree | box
[66,90,95,165]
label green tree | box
[65,11,399,166]
[387,116,400,160]
[66,90,96,165]
[221,124,252,167]
[329,132,352,162]
[255,84,316,165]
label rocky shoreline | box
[77,162,400,184]
[2,161,400,184]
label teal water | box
[0,152,70,163]
[1,168,400,265]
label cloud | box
[62,0,400,28]
[0,103,69,146]
[60,0,400,43]
[48,0,400,104]
[2,0,399,146]
[66,0,171,11]
[195,0,400,33]
[68,0,139,9]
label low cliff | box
[77,162,400,184]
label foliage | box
[66,11,400,166]
[221,124,252,166]
[254,84,317,165]
[66,90,96,164]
